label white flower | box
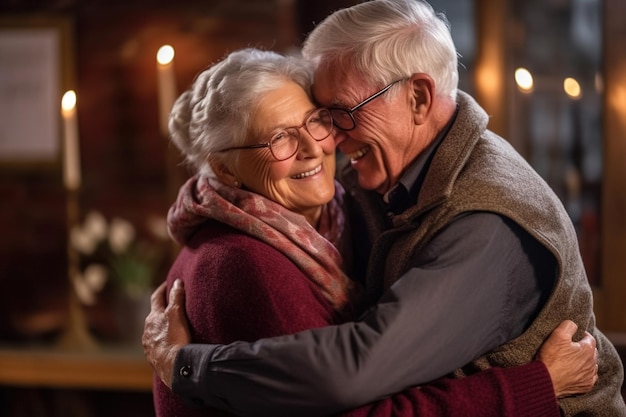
[84,264,108,291]
[71,211,166,307]
[83,210,108,242]
[73,264,109,306]
[73,274,96,305]
[109,217,136,254]
[70,226,99,255]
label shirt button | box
[179,365,192,378]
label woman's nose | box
[296,133,324,158]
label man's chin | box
[356,174,387,194]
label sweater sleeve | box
[335,361,558,417]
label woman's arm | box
[338,361,556,417]
[335,320,597,417]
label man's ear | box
[209,156,241,188]
[407,74,435,125]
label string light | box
[514,67,534,93]
[563,77,582,99]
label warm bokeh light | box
[564,77,582,99]
[61,90,77,111]
[477,64,501,99]
[514,68,534,93]
[157,45,175,65]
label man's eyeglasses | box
[329,79,406,131]
[217,108,334,161]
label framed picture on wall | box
[0,16,74,166]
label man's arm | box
[144,283,598,417]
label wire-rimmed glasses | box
[328,79,406,131]
[217,108,334,161]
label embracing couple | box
[142,1,625,416]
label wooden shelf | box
[0,344,153,391]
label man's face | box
[312,65,417,195]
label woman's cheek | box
[321,137,336,154]
[267,159,293,181]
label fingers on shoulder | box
[150,281,168,308]
[554,319,578,337]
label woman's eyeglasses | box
[217,108,334,161]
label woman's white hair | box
[302,0,459,100]
[168,48,313,175]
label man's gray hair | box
[302,0,458,100]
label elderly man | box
[144,0,625,416]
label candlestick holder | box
[56,188,98,351]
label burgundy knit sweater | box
[153,219,558,417]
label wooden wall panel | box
[600,0,626,332]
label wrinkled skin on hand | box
[536,320,599,398]
[142,279,191,388]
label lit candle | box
[61,90,81,191]
[157,45,176,137]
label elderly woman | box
[152,48,597,417]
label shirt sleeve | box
[172,212,555,416]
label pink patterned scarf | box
[168,174,362,317]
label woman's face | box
[232,81,337,225]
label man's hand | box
[142,279,191,388]
[536,320,598,398]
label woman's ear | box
[209,156,241,188]
[407,74,434,125]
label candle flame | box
[62,90,77,111]
[157,45,175,65]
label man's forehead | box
[311,82,338,106]
[311,67,357,107]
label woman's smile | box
[291,164,322,179]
